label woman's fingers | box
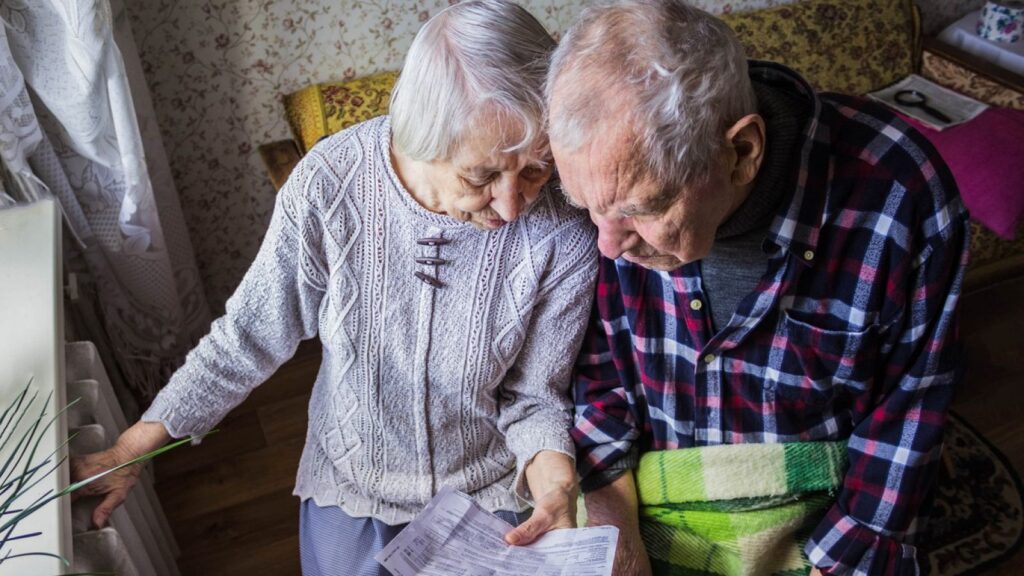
[69,449,142,527]
[505,488,576,546]
[70,456,106,495]
[92,488,126,529]
[505,508,549,545]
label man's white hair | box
[390,0,555,162]
[547,0,756,189]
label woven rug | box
[925,412,1024,575]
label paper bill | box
[375,486,618,576]
[867,74,988,131]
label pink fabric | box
[898,107,1024,240]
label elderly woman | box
[71,2,597,574]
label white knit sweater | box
[143,117,598,523]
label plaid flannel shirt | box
[571,62,970,575]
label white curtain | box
[0,0,210,417]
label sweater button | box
[415,257,447,265]
[689,299,702,311]
[415,271,443,287]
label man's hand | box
[585,472,652,576]
[505,451,577,546]
[810,569,824,576]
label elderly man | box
[548,1,969,575]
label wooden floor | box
[154,277,1024,575]
[153,340,319,576]
[947,275,1024,574]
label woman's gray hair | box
[547,0,757,189]
[390,0,555,162]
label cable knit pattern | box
[143,116,598,524]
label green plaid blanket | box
[635,442,847,576]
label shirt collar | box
[748,60,831,266]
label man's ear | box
[724,114,766,187]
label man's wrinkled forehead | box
[551,120,649,214]
[548,65,632,151]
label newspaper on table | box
[867,74,988,131]
[375,486,618,576]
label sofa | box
[260,0,1024,295]
[258,0,1024,572]
[260,0,1024,425]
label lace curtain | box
[0,0,210,417]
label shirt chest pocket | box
[770,310,882,403]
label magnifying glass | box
[894,90,953,124]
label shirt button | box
[690,299,702,311]
[703,353,716,364]
[803,250,815,261]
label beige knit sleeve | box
[496,210,598,501]
[142,154,329,440]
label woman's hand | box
[505,450,578,546]
[69,421,171,528]
[505,482,577,546]
[70,444,145,528]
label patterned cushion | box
[920,49,1024,110]
[970,221,1024,271]
[283,71,398,153]
[721,0,919,95]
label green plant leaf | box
[0,434,200,534]
[0,377,205,569]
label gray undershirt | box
[700,81,810,332]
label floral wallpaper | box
[122,0,979,311]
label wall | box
[123,0,981,311]
[921,0,986,35]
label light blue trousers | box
[299,499,527,576]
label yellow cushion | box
[283,71,398,153]
[721,0,919,95]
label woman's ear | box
[724,114,766,187]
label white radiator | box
[66,340,181,576]
[0,199,180,575]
